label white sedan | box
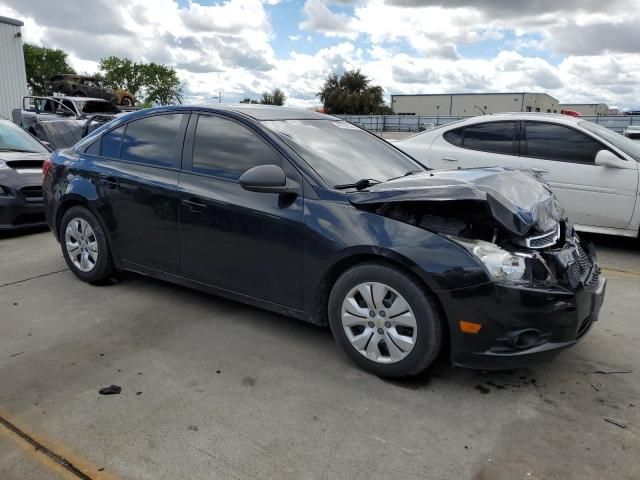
[624,125,640,140]
[396,113,640,238]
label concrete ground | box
[1,228,639,480]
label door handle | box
[442,157,458,162]
[181,198,207,213]
[531,167,549,175]
[103,176,119,189]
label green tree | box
[317,69,390,115]
[98,57,183,105]
[143,63,183,105]
[260,88,286,106]
[23,44,75,95]
[98,56,147,99]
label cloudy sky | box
[2,0,639,108]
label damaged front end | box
[349,167,602,293]
[349,167,606,368]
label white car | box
[624,125,640,140]
[396,113,640,238]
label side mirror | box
[595,150,632,169]
[239,164,300,195]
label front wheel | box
[328,262,442,378]
[60,206,114,284]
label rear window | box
[443,122,517,155]
[120,114,184,167]
[462,122,517,155]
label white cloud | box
[300,0,357,38]
[1,0,640,108]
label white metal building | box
[0,16,28,120]
[391,93,560,116]
[559,103,609,116]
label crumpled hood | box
[348,167,563,235]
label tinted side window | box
[462,122,516,155]
[443,128,463,146]
[524,122,602,163]
[191,115,280,180]
[120,114,183,167]
[85,139,100,156]
[101,125,125,158]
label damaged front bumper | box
[438,237,606,370]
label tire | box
[120,96,134,106]
[60,206,114,284]
[328,262,442,378]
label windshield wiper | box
[387,170,423,181]
[334,178,382,190]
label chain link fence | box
[334,114,640,134]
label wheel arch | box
[315,250,451,353]
[55,196,122,271]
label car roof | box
[205,104,336,121]
[461,112,583,125]
[113,104,338,122]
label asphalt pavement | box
[0,228,639,480]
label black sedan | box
[0,117,50,230]
[43,105,606,377]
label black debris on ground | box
[99,385,121,395]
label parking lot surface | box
[1,229,639,480]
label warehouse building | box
[0,16,28,120]
[391,93,560,116]
[559,103,609,116]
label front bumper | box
[0,188,46,230]
[439,258,606,370]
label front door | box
[520,121,638,229]
[178,113,304,309]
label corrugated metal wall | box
[0,17,28,120]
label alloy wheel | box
[341,282,417,364]
[64,218,99,272]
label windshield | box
[264,120,424,188]
[580,121,640,162]
[0,121,48,153]
[77,101,120,114]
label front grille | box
[5,160,44,170]
[20,186,44,204]
[526,224,560,249]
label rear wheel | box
[120,96,134,106]
[60,206,114,284]
[328,262,442,377]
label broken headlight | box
[451,238,529,284]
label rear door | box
[88,112,188,272]
[520,121,638,228]
[177,113,304,308]
[428,121,521,170]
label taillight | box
[42,158,53,177]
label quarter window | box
[191,115,280,180]
[461,122,517,155]
[101,125,125,158]
[523,122,603,163]
[443,128,463,146]
[120,114,184,168]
